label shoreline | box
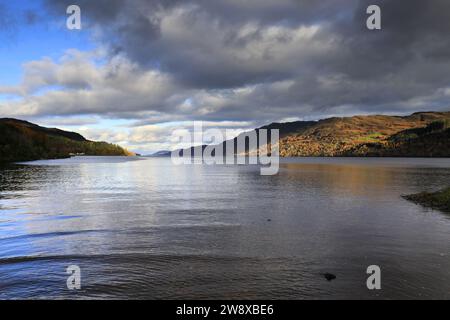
[403,188,450,213]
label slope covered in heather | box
[275,111,450,157]
[156,111,450,158]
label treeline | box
[347,120,450,157]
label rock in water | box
[323,273,336,281]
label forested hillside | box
[0,118,134,162]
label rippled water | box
[1,156,450,299]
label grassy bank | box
[403,188,450,213]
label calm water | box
[1,156,450,299]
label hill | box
[0,118,135,162]
[148,150,172,157]
[277,111,450,157]
[170,111,450,158]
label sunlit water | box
[1,156,450,299]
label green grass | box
[403,187,450,213]
[356,132,386,143]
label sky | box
[1,0,450,154]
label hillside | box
[277,111,450,157]
[171,111,450,158]
[0,118,134,162]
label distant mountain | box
[166,111,450,158]
[0,118,135,163]
[148,150,172,157]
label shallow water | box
[1,156,450,299]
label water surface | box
[1,156,450,299]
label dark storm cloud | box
[43,0,355,88]
[36,0,450,121]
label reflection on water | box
[1,156,450,299]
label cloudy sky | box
[1,0,450,153]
